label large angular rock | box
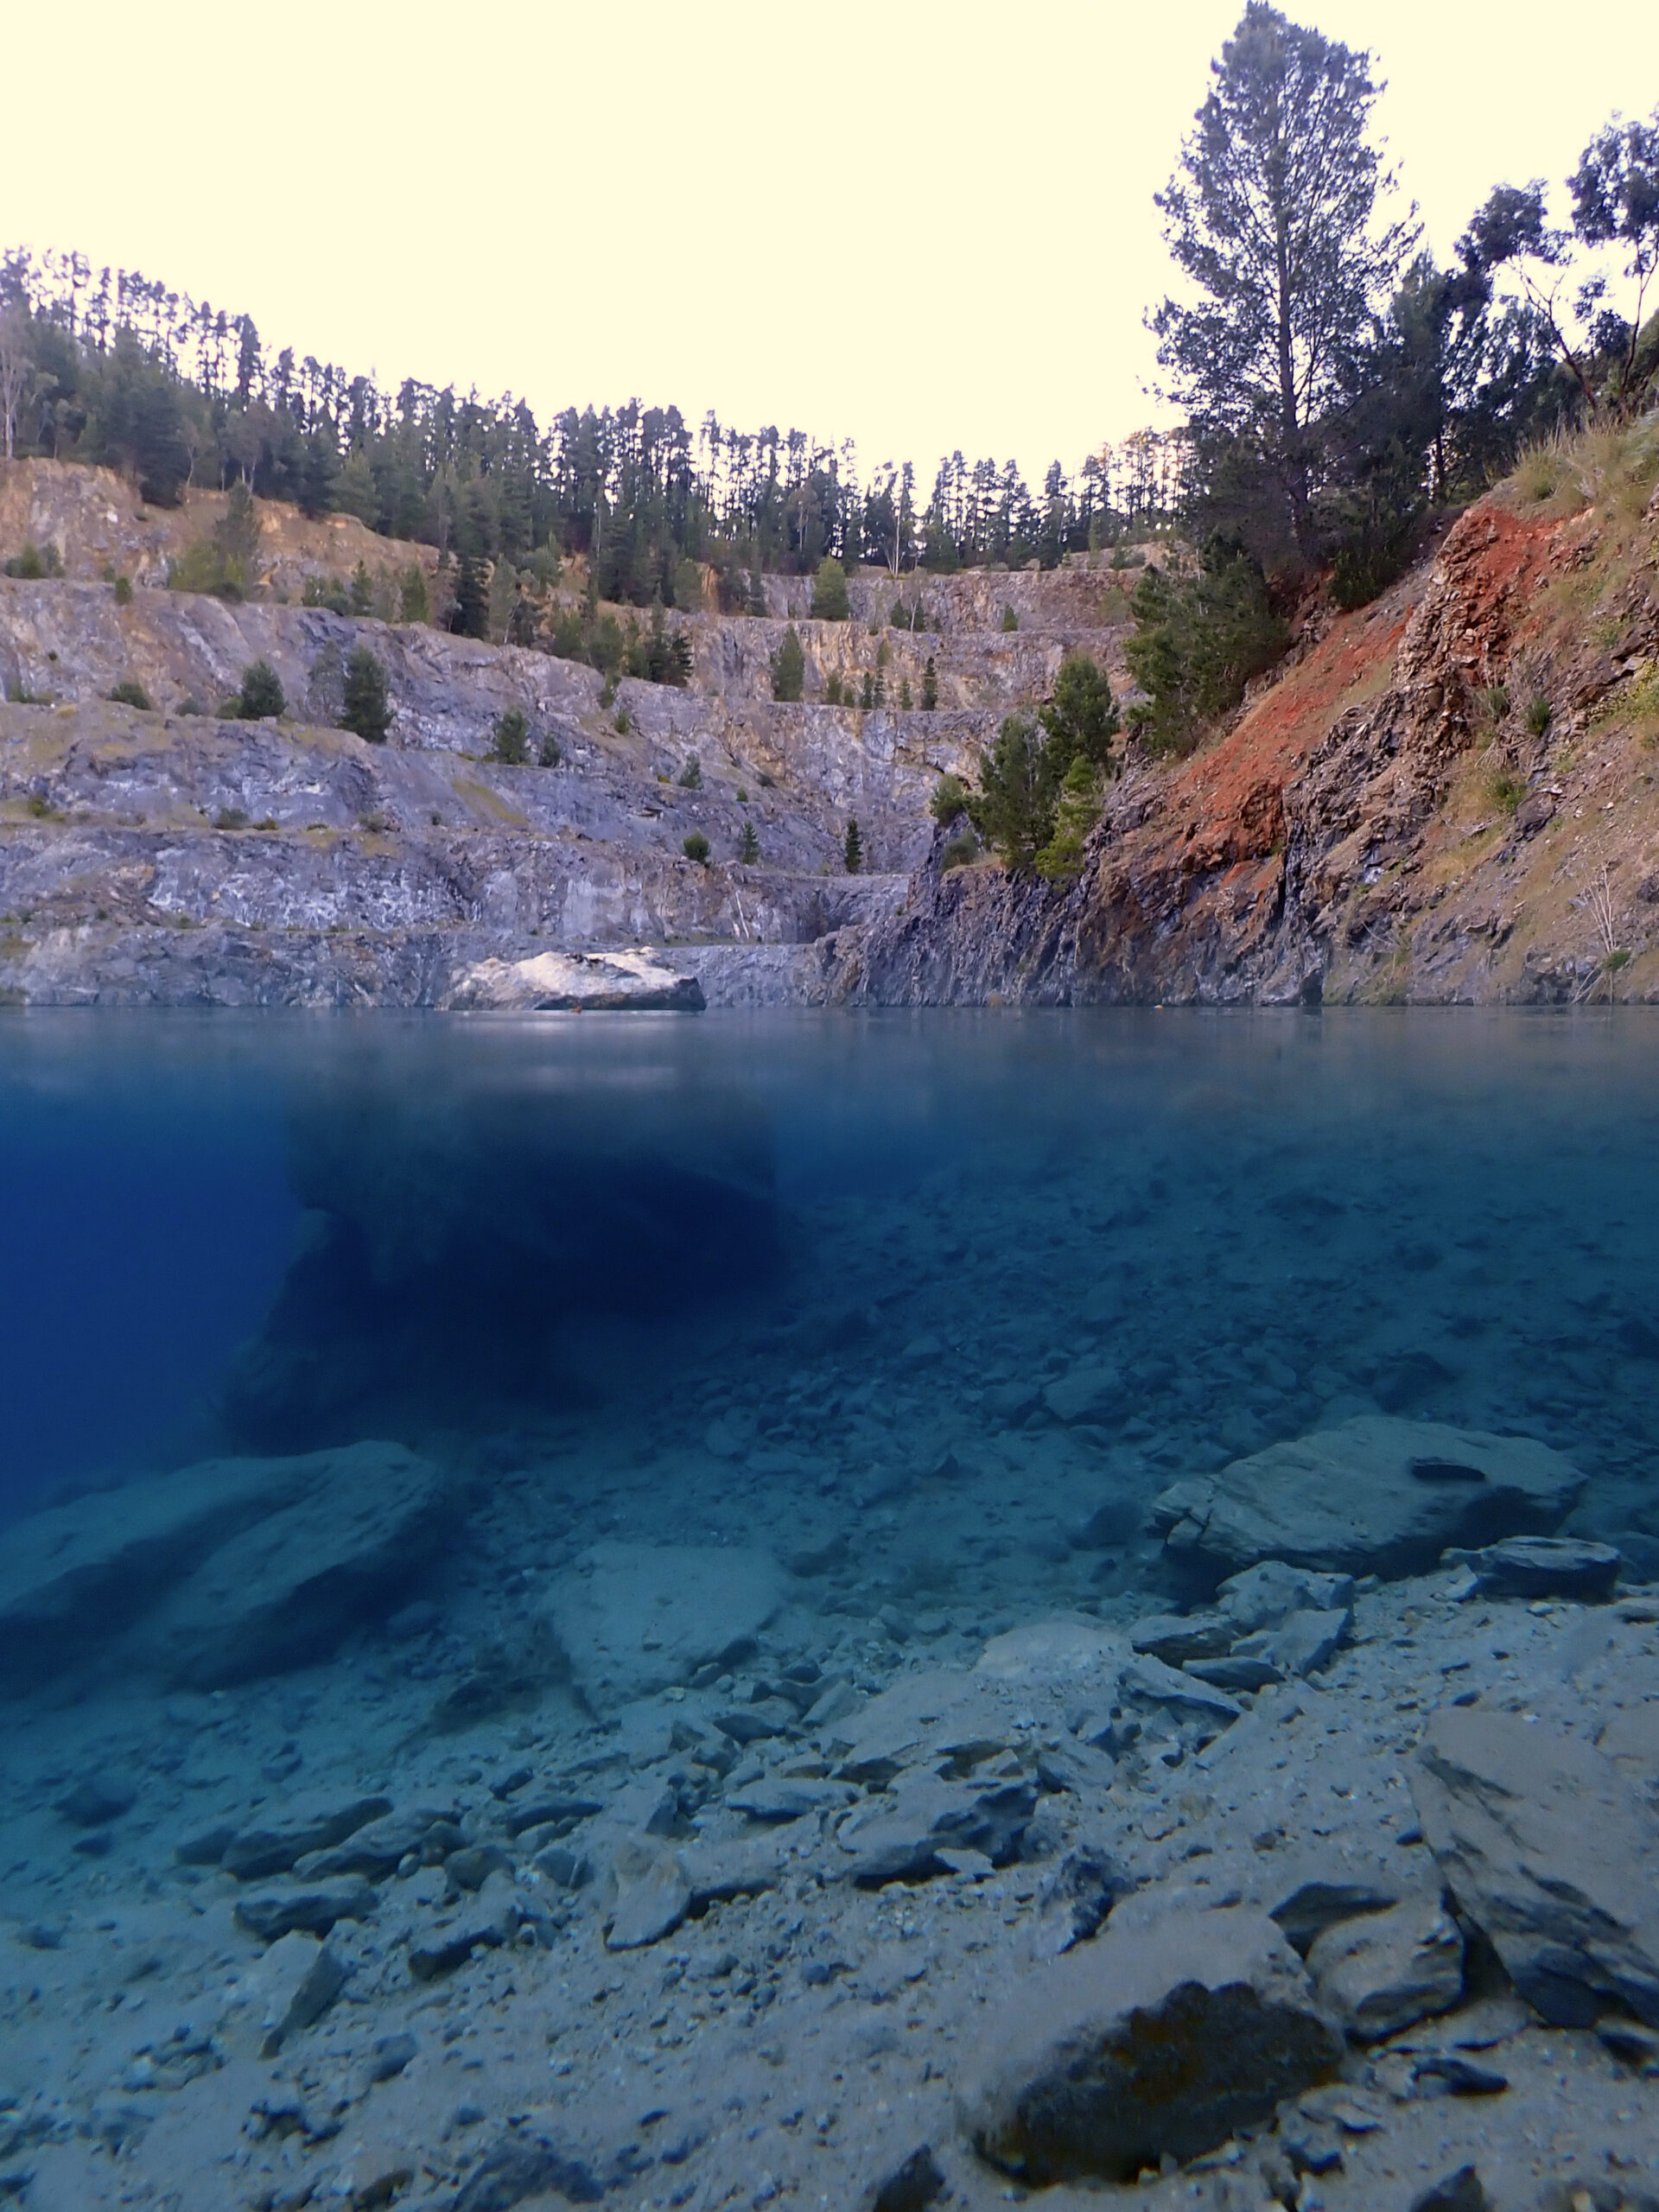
[543,1541,784,1709]
[442,947,704,1013]
[0,1450,327,1691]
[1411,1708,1659,2026]
[243,1931,346,2057]
[961,1905,1342,2183]
[219,1790,394,1880]
[133,1442,453,1687]
[605,1840,691,1951]
[1306,1893,1465,2042]
[831,1669,1012,1787]
[1149,1418,1580,1580]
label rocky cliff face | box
[6,432,1657,1009]
[842,421,1659,1006]
[0,462,1134,1006]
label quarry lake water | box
[4,1007,1659,2211]
[3,1006,1657,1534]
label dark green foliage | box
[678,755,702,789]
[824,673,844,706]
[340,646,391,742]
[537,730,561,768]
[683,831,710,863]
[548,607,587,660]
[810,557,850,620]
[1035,757,1104,880]
[967,655,1120,868]
[860,671,874,709]
[236,659,285,720]
[302,573,350,613]
[1000,605,1018,632]
[940,830,978,870]
[508,594,538,647]
[491,709,531,765]
[588,614,625,676]
[771,623,804,702]
[966,715,1047,870]
[899,677,912,710]
[213,806,250,830]
[106,678,151,709]
[843,818,862,873]
[921,655,938,709]
[889,597,929,632]
[1153,3,1414,562]
[1039,652,1121,773]
[738,819,759,863]
[931,773,969,825]
[112,575,133,605]
[3,542,62,579]
[399,565,429,624]
[1124,543,1287,754]
[349,561,374,616]
[453,556,488,639]
[1526,694,1554,736]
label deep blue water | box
[2,1007,1657,1560]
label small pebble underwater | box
[2,1007,1657,2212]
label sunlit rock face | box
[222,1058,780,1447]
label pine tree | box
[738,819,760,863]
[236,659,285,720]
[491,709,531,765]
[349,560,375,617]
[453,556,488,639]
[860,671,874,709]
[921,655,938,709]
[340,645,391,742]
[1152,3,1414,559]
[399,564,429,625]
[810,556,850,620]
[770,623,805,702]
[899,677,912,710]
[843,818,862,873]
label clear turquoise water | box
[2,1007,1656,1571]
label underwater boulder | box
[130,1440,454,1688]
[960,1903,1341,2183]
[543,1541,785,1711]
[1147,1417,1580,1581]
[1411,1708,1659,2028]
[0,1443,446,1694]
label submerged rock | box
[1306,1892,1465,2041]
[1411,1708,1659,2026]
[1462,1535,1621,1602]
[961,1904,1342,2183]
[136,1442,454,1687]
[1149,1417,1580,1580]
[0,1444,451,1692]
[544,1541,784,1709]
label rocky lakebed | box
[3,1008,1659,2212]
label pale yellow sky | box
[5,1,1656,480]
